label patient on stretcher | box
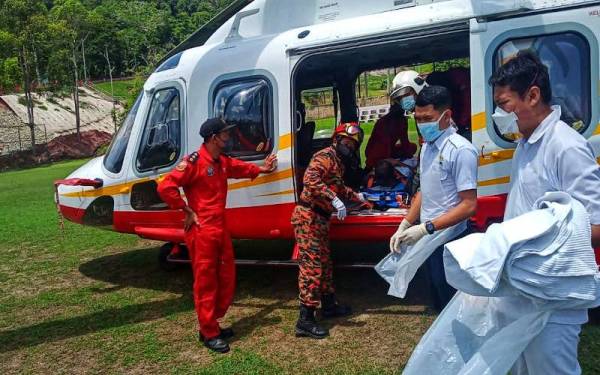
[360,158,416,211]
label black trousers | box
[425,226,472,312]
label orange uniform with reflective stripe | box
[299,146,362,215]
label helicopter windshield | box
[103,93,143,174]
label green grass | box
[356,73,391,98]
[1,160,599,374]
[313,116,420,163]
[94,79,137,101]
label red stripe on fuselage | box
[58,204,86,224]
[59,198,600,264]
[113,204,406,242]
[113,203,297,241]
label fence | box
[305,95,390,122]
[0,123,48,155]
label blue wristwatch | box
[425,220,436,234]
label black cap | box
[199,118,236,138]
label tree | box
[0,0,49,153]
[0,57,22,93]
[103,45,117,132]
[50,0,92,139]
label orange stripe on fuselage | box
[478,176,510,187]
[479,149,515,167]
[61,177,154,198]
[228,168,293,190]
[279,133,292,150]
[471,112,486,131]
[257,189,295,197]
[61,134,294,199]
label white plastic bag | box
[403,292,550,375]
[375,220,467,298]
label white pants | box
[511,323,582,375]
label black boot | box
[295,304,329,339]
[203,337,230,353]
[219,327,234,340]
[199,333,230,354]
[321,294,352,318]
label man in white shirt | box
[489,51,600,375]
[390,85,478,311]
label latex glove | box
[332,196,347,220]
[397,223,428,246]
[389,219,412,252]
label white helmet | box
[390,70,427,99]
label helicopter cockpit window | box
[213,78,273,160]
[136,88,181,172]
[155,52,183,73]
[493,32,591,141]
[103,93,142,174]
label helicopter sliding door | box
[114,79,188,234]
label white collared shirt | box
[420,126,478,222]
[505,105,600,324]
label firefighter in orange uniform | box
[292,122,372,339]
[157,118,277,353]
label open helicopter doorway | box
[291,26,471,237]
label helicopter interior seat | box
[297,120,316,168]
[295,120,316,193]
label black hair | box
[374,160,395,186]
[415,85,452,111]
[488,50,552,104]
[375,159,393,177]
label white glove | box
[397,223,428,246]
[390,219,412,252]
[332,196,347,220]
[357,192,367,202]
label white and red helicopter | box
[55,0,600,269]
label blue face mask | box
[401,96,416,112]
[417,110,448,143]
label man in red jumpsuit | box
[364,108,416,170]
[157,118,277,353]
[365,70,426,170]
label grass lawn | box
[1,160,599,374]
[94,79,138,102]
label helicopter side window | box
[493,32,591,141]
[213,78,273,160]
[136,88,181,172]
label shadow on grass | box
[0,296,192,353]
[1,243,433,353]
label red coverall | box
[157,145,260,339]
[365,110,417,170]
